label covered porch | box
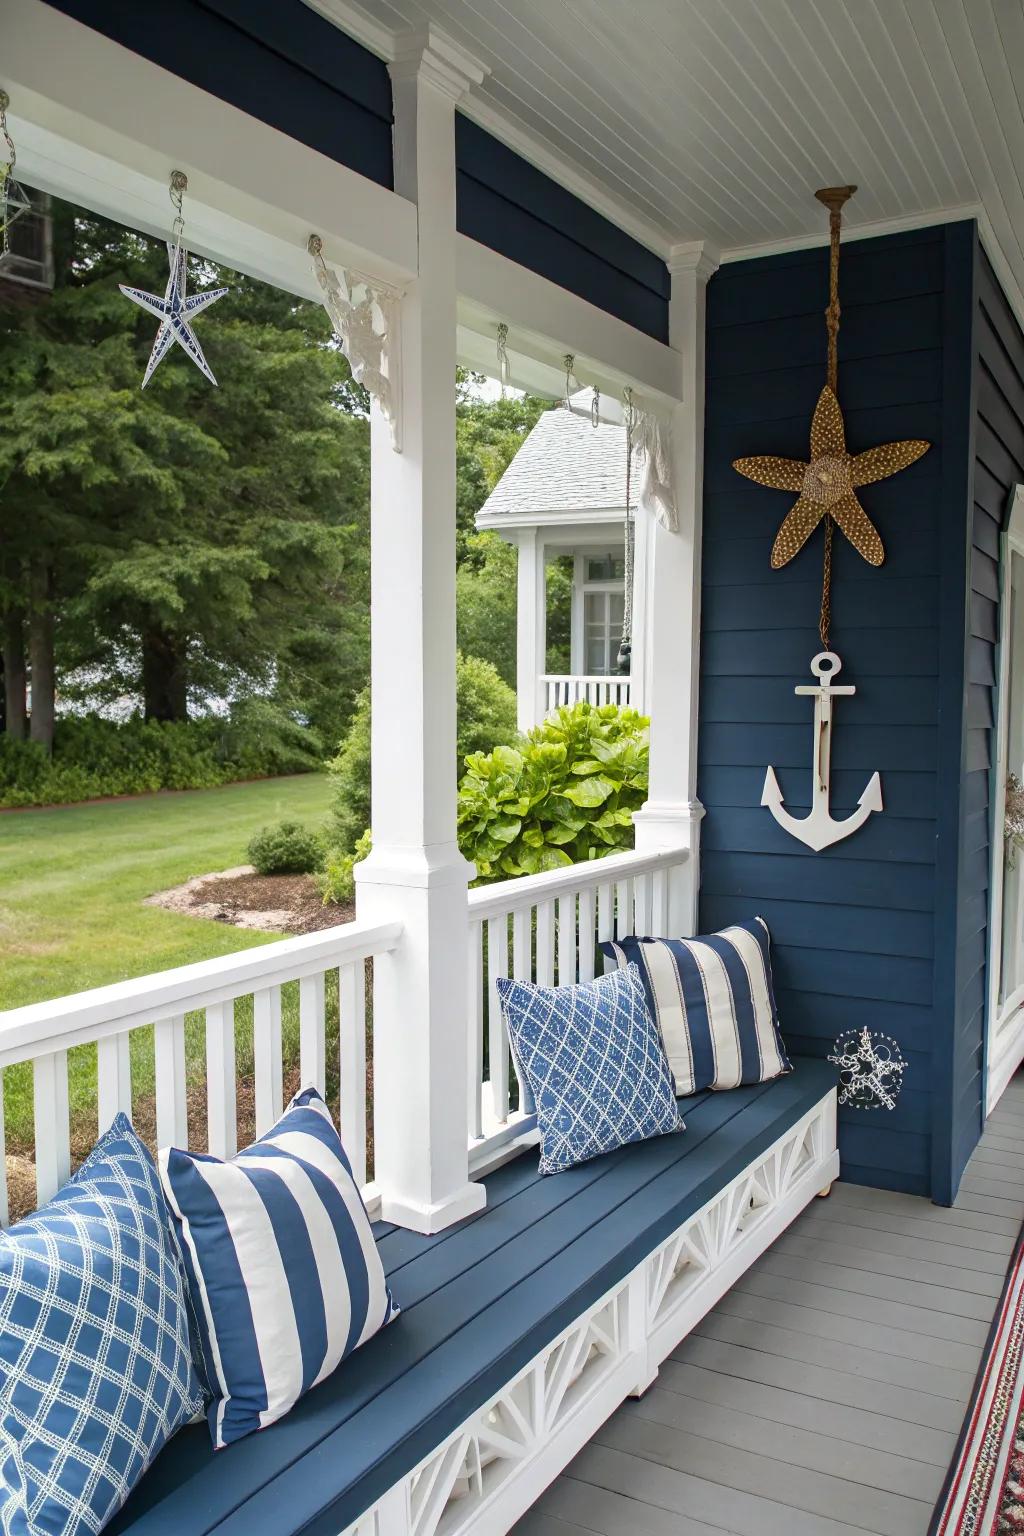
[3,2,1024,1535]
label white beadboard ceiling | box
[315,0,1024,309]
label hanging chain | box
[814,185,855,651]
[496,322,510,397]
[169,169,188,266]
[562,353,576,409]
[591,386,600,428]
[618,387,637,672]
[0,90,17,256]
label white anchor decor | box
[733,187,929,854]
[762,651,881,851]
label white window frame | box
[571,548,626,677]
[986,484,1024,1114]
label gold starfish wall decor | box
[732,186,930,647]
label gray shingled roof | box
[476,393,628,521]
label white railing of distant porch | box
[542,675,632,713]
[0,919,400,1226]
[466,845,687,1175]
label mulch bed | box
[195,872,354,934]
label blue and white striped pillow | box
[160,1087,396,1448]
[601,917,791,1096]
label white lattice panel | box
[344,1090,838,1536]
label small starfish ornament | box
[733,384,929,570]
[120,241,228,388]
[828,1026,907,1111]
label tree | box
[0,197,371,748]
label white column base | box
[632,799,704,936]
[382,1180,486,1234]
[358,843,481,1234]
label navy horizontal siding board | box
[43,0,394,187]
[110,1063,835,1536]
[699,222,983,1203]
[454,116,669,343]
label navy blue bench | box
[111,1057,837,1536]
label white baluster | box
[97,1032,132,1132]
[487,915,510,1123]
[0,1069,8,1227]
[635,872,653,936]
[299,972,326,1094]
[339,959,367,1188]
[557,893,577,985]
[653,868,669,937]
[615,879,634,940]
[206,1002,236,1159]
[253,986,283,1137]
[511,909,534,1114]
[578,887,596,983]
[536,899,555,986]
[466,922,483,1142]
[598,883,615,972]
[154,1015,188,1150]
[33,1050,70,1206]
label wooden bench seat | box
[110,1057,837,1536]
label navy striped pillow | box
[601,917,791,1096]
[159,1088,396,1448]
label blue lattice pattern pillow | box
[0,1116,204,1536]
[496,963,683,1175]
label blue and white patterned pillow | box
[160,1086,397,1449]
[496,963,683,1175]
[601,917,791,1096]
[0,1115,204,1536]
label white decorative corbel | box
[308,235,404,452]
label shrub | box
[0,707,324,809]
[329,651,517,855]
[456,702,649,881]
[247,820,322,876]
[318,827,372,906]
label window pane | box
[586,553,625,582]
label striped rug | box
[931,1220,1024,1534]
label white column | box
[515,527,546,731]
[355,28,487,1233]
[633,241,719,936]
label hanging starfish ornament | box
[732,187,930,640]
[735,384,929,569]
[120,171,227,389]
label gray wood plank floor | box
[515,1075,1024,1536]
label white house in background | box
[475,390,640,731]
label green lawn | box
[0,775,336,1157]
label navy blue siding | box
[699,223,977,1201]
[43,0,395,188]
[455,116,670,343]
[976,249,1024,1125]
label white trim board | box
[986,484,1024,1118]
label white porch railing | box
[466,845,688,1176]
[542,675,632,713]
[0,918,401,1226]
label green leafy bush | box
[329,651,517,855]
[317,827,372,906]
[247,820,322,876]
[456,702,649,881]
[0,707,323,809]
